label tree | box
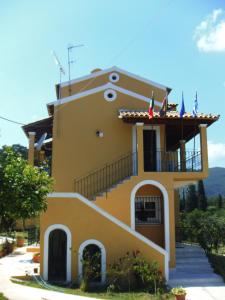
[185,184,198,212]
[216,194,223,209]
[0,147,53,233]
[0,144,28,159]
[197,180,207,211]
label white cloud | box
[194,9,225,52]
[208,140,225,167]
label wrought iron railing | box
[143,150,202,172]
[74,152,137,199]
[74,149,202,199]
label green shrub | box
[107,251,164,293]
[180,209,225,253]
[79,250,101,291]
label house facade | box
[22,66,219,283]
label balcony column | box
[28,132,36,166]
[199,124,208,173]
[136,123,144,175]
[180,140,186,171]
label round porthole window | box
[109,72,120,83]
[104,89,117,101]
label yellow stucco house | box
[23,66,218,284]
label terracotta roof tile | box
[118,109,219,120]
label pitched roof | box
[59,66,172,93]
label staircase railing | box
[74,152,138,199]
[74,149,202,200]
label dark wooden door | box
[48,229,67,281]
[143,130,157,171]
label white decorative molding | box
[109,72,120,83]
[130,180,170,280]
[199,124,207,128]
[47,83,162,108]
[78,239,106,284]
[136,122,144,126]
[59,66,170,92]
[104,89,117,101]
[43,224,72,282]
[47,192,168,280]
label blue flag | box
[192,92,198,117]
[180,92,185,118]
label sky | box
[0,0,225,167]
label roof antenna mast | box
[67,43,84,95]
[51,50,66,98]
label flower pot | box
[17,237,25,247]
[174,294,186,300]
[33,253,40,263]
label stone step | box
[176,253,206,258]
[170,268,213,275]
[176,257,209,264]
[168,280,224,288]
[169,273,224,287]
[174,265,213,272]
[176,248,205,253]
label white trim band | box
[47,83,162,108]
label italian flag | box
[148,91,154,119]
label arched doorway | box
[48,229,67,281]
[82,244,101,283]
[78,239,106,284]
[134,184,164,248]
[130,180,170,256]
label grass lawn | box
[11,279,173,300]
[0,293,9,300]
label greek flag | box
[192,92,198,117]
[179,92,185,118]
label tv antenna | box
[67,43,84,82]
[51,50,66,84]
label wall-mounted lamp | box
[96,130,104,138]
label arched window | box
[83,244,101,283]
[78,239,106,284]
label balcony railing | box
[144,150,202,172]
[74,149,202,199]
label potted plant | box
[16,235,25,247]
[171,287,186,300]
[33,253,40,263]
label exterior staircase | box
[169,243,224,287]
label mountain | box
[204,167,225,197]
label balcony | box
[143,149,202,172]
